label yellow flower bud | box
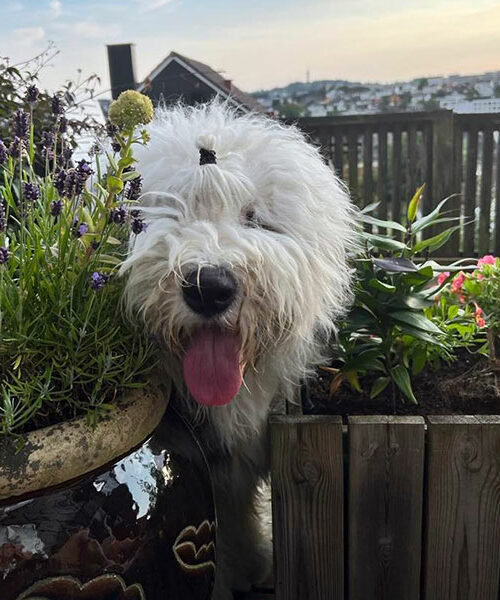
[108,90,154,132]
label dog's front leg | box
[211,441,272,599]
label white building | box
[454,98,500,113]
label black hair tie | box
[199,148,217,166]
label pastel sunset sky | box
[2,0,500,96]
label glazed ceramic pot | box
[0,388,216,600]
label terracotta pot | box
[0,388,216,600]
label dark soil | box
[305,350,500,416]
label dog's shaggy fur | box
[121,101,355,599]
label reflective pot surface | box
[0,406,216,600]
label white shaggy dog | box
[121,101,355,599]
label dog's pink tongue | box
[183,328,243,406]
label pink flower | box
[437,271,450,285]
[477,317,486,328]
[450,271,465,294]
[478,255,496,268]
[474,304,486,327]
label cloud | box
[56,21,121,40]
[131,0,173,13]
[49,0,62,18]
[12,27,46,45]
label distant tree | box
[399,92,412,110]
[279,102,305,120]
[379,96,390,112]
[494,84,500,98]
[465,86,480,101]
[417,78,428,90]
[422,99,440,111]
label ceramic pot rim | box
[0,384,170,501]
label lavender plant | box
[0,89,157,435]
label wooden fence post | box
[424,416,500,600]
[270,415,344,600]
[348,416,425,600]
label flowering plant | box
[444,255,500,360]
[0,87,157,435]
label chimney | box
[107,44,137,99]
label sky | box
[1,0,500,98]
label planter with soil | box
[0,388,216,600]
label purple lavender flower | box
[54,169,67,195]
[42,131,55,148]
[132,218,147,235]
[110,204,127,225]
[61,146,73,169]
[91,239,100,250]
[0,141,6,165]
[106,120,119,138]
[50,200,63,217]
[58,116,68,134]
[24,183,40,202]
[64,169,78,197]
[8,137,26,158]
[90,271,109,291]
[0,246,9,265]
[126,175,143,201]
[72,220,88,238]
[12,110,30,140]
[0,201,6,232]
[77,159,93,177]
[25,85,40,103]
[111,142,121,154]
[51,95,65,115]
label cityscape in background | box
[252,70,500,118]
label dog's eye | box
[243,208,280,233]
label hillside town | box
[253,71,500,118]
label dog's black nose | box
[182,266,237,317]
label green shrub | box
[0,88,157,435]
[327,186,480,406]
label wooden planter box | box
[270,401,500,600]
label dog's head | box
[121,102,355,411]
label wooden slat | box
[348,416,425,600]
[377,127,388,220]
[391,127,403,224]
[363,128,373,208]
[408,124,418,202]
[333,130,344,180]
[423,122,434,231]
[348,127,359,200]
[270,415,344,600]
[496,134,500,255]
[447,123,464,256]
[318,128,332,165]
[479,128,494,255]
[424,416,500,600]
[464,127,478,256]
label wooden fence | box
[270,411,500,600]
[295,111,500,258]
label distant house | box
[106,44,264,114]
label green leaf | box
[407,184,425,223]
[398,324,445,345]
[358,213,406,232]
[412,194,457,233]
[360,232,408,251]
[369,278,396,294]
[412,225,461,254]
[370,376,390,399]
[106,176,124,194]
[448,305,459,319]
[389,310,443,334]
[344,370,363,393]
[391,364,417,404]
[361,201,380,214]
[373,257,418,273]
[412,348,427,375]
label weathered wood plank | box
[348,416,425,600]
[363,128,373,209]
[479,128,494,255]
[377,127,388,220]
[445,123,463,256]
[270,415,344,600]
[423,122,434,233]
[333,130,344,179]
[391,127,403,224]
[464,127,478,256]
[407,124,418,203]
[496,135,500,255]
[348,127,359,200]
[424,416,500,600]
